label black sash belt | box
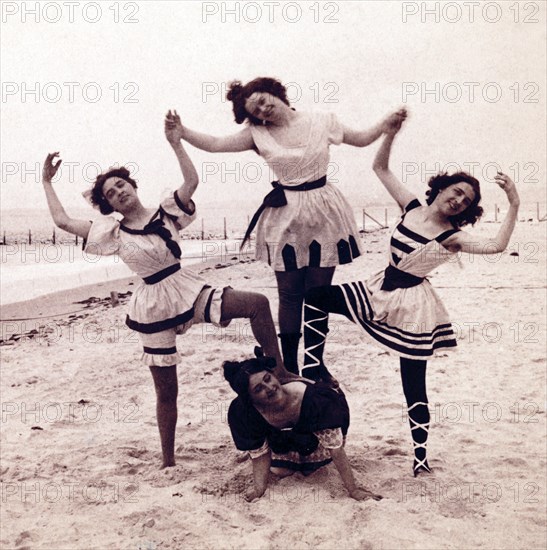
[381,265,425,291]
[143,263,181,285]
[242,175,327,246]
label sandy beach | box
[1,221,545,550]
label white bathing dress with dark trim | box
[333,198,459,358]
[84,193,229,367]
[248,110,363,272]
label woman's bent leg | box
[400,358,431,476]
[220,288,285,376]
[274,267,336,374]
[149,365,178,469]
[303,284,352,381]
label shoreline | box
[0,253,256,342]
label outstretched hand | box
[382,107,407,135]
[165,109,184,144]
[494,171,520,206]
[43,152,62,183]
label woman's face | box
[102,176,137,212]
[248,370,283,407]
[244,92,284,123]
[436,181,476,216]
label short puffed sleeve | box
[84,216,121,256]
[300,383,350,436]
[227,398,269,453]
[315,428,344,450]
[326,112,344,145]
[160,192,197,230]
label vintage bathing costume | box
[304,197,460,363]
[303,198,461,476]
[85,193,229,367]
[248,111,363,272]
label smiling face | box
[248,370,283,407]
[102,176,137,212]
[244,92,284,123]
[437,181,476,216]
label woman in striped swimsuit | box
[303,117,520,475]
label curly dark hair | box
[226,77,290,125]
[426,172,483,227]
[90,167,138,215]
[223,356,277,402]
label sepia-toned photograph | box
[1,1,545,548]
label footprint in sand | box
[384,447,406,456]
[15,530,38,548]
[248,513,268,525]
[125,447,151,459]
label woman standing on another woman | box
[303,114,520,475]
[224,354,381,502]
[177,77,406,375]
[41,111,295,469]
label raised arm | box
[176,117,254,153]
[41,153,91,239]
[372,117,416,211]
[445,172,520,255]
[165,110,200,207]
[342,107,407,148]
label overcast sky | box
[1,0,545,213]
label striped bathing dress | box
[305,198,460,359]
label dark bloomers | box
[426,171,483,227]
[91,167,138,215]
[227,77,290,126]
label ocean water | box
[1,201,541,305]
[0,204,384,305]
[1,200,540,243]
[0,238,245,305]
[0,204,402,244]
